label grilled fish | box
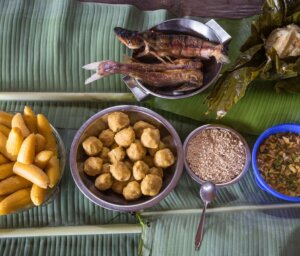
[114,27,228,63]
[83,59,203,87]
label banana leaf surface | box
[1,0,300,256]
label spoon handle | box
[195,201,208,251]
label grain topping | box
[186,127,246,184]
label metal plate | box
[123,18,231,100]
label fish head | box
[114,27,144,49]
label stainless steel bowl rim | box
[69,105,184,212]
[183,124,251,188]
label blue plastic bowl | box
[252,123,300,202]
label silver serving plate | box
[183,124,251,188]
[69,105,184,212]
[123,19,231,101]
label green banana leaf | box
[2,1,300,256]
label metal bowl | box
[69,105,184,212]
[183,124,251,188]
[123,18,231,100]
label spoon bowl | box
[200,182,217,203]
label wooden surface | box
[79,0,263,18]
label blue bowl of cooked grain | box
[252,123,300,202]
[183,124,251,188]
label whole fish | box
[114,27,229,63]
[83,60,203,87]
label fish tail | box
[82,62,101,71]
[84,73,103,85]
[83,61,117,85]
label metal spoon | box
[195,181,217,251]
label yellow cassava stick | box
[34,150,54,169]
[0,188,31,215]
[13,162,49,189]
[0,111,12,128]
[17,134,36,164]
[46,156,60,188]
[6,127,23,161]
[23,106,37,133]
[12,113,30,138]
[0,176,32,196]
[0,163,14,180]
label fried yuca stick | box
[6,127,23,161]
[35,134,46,153]
[17,134,36,164]
[45,133,58,155]
[0,188,31,215]
[0,154,9,165]
[0,131,10,160]
[23,106,37,133]
[12,113,30,138]
[0,175,32,196]
[0,111,13,128]
[37,114,52,137]
[0,163,14,180]
[46,156,60,188]
[0,124,10,137]
[30,184,47,206]
[34,150,54,169]
[37,114,58,155]
[13,162,49,189]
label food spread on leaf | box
[207,0,300,118]
[83,27,228,92]
[0,107,61,215]
[257,132,300,197]
[80,111,176,201]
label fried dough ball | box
[83,157,103,176]
[133,121,155,138]
[148,141,166,156]
[110,162,131,181]
[82,136,103,156]
[126,140,146,161]
[141,174,163,196]
[154,148,175,168]
[149,167,163,178]
[99,147,110,163]
[107,112,130,132]
[111,180,129,194]
[124,160,133,170]
[123,181,142,200]
[114,127,135,147]
[143,155,154,167]
[141,128,160,149]
[95,173,113,191]
[133,160,149,181]
[108,146,126,163]
[102,163,111,173]
[111,143,119,149]
[98,129,115,147]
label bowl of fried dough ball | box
[70,105,183,212]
